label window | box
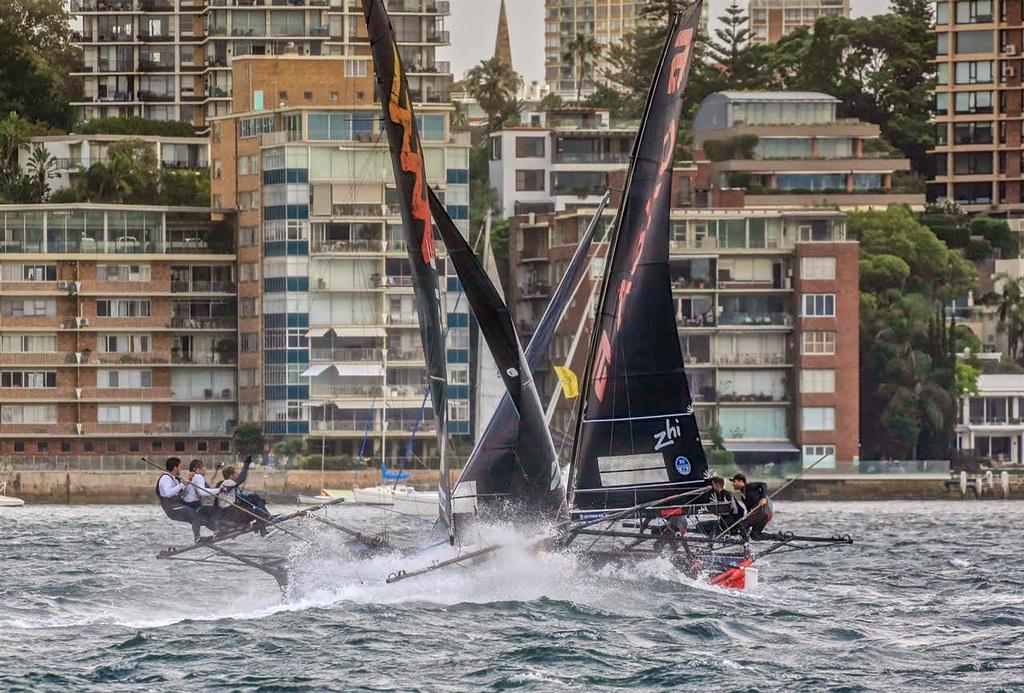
[99,334,151,353]
[97,370,152,388]
[802,407,836,431]
[239,298,259,317]
[954,90,993,114]
[1,334,56,353]
[240,115,275,138]
[0,404,57,424]
[130,440,141,453]
[449,366,469,385]
[97,264,151,282]
[802,444,836,470]
[802,331,836,355]
[956,0,992,23]
[955,60,993,84]
[13,442,23,453]
[241,332,260,352]
[956,29,994,53]
[802,294,835,317]
[240,226,260,246]
[515,137,546,158]
[801,369,836,393]
[0,264,56,282]
[96,299,151,318]
[0,299,56,317]
[515,169,545,191]
[220,441,231,453]
[98,404,152,424]
[489,136,502,160]
[197,440,209,453]
[344,59,368,77]
[152,440,162,452]
[448,400,469,421]
[174,440,185,452]
[0,371,56,388]
[60,441,71,453]
[801,257,836,280]
[238,156,249,176]
[448,327,470,349]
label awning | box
[305,328,332,338]
[334,363,381,377]
[301,364,332,377]
[724,441,800,454]
[332,326,386,337]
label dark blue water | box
[1,501,1022,691]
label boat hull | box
[392,488,438,517]
[0,496,25,507]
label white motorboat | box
[298,489,355,505]
[0,495,25,508]
[351,484,401,505]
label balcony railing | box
[78,387,174,400]
[310,384,385,399]
[0,424,78,435]
[717,392,788,403]
[311,239,386,254]
[310,347,380,362]
[387,346,424,361]
[0,388,77,401]
[713,353,788,366]
[171,281,236,293]
[170,316,235,330]
[718,312,793,327]
[92,352,170,365]
[171,351,235,365]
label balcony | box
[310,384,385,399]
[171,351,236,365]
[717,312,793,327]
[0,424,79,436]
[0,388,77,401]
[172,388,236,401]
[0,353,65,366]
[386,313,418,326]
[170,281,236,293]
[169,316,235,330]
[714,353,788,366]
[311,239,386,254]
[387,346,424,361]
[310,347,379,362]
[92,352,170,365]
[78,387,174,400]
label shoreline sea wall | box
[7,469,1024,504]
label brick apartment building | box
[0,205,238,458]
[508,190,860,470]
[71,0,453,127]
[209,54,471,462]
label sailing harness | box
[155,473,190,518]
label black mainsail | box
[363,0,452,537]
[448,193,609,518]
[567,5,709,518]
[428,189,564,520]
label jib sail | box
[449,193,608,518]
[567,5,709,517]
[362,0,452,536]
[428,189,564,519]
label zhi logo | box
[653,417,682,451]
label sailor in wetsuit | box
[155,457,202,541]
[730,472,773,537]
[211,457,271,532]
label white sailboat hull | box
[0,496,25,507]
[391,487,438,517]
[351,485,400,506]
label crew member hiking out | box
[181,459,220,508]
[730,473,773,537]
[156,457,202,541]
[214,457,271,533]
[706,475,745,534]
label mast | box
[566,5,708,515]
[362,0,452,541]
[449,192,609,516]
[428,188,564,520]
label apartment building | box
[748,0,850,45]
[210,55,471,462]
[956,373,1024,463]
[508,205,859,470]
[693,91,924,210]
[0,204,238,458]
[21,133,208,194]
[928,0,1024,211]
[488,108,633,217]
[71,0,452,127]
[543,0,709,99]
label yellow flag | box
[554,366,579,399]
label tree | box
[853,206,977,459]
[272,438,306,466]
[76,117,196,137]
[463,57,522,131]
[232,423,264,456]
[538,92,564,111]
[563,33,602,103]
[992,273,1024,362]
[25,144,57,202]
[0,1,80,130]
[708,1,769,87]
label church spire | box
[494,0,513,70]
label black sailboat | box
[566,4,709,519]
[363,0,453,540]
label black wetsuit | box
[740,482,773,536]
[709,488,745,533]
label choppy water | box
[1,501,1022,691]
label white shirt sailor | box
[181,472,216,504]
[157,473,186,499]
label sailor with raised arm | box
[181,459,220,508]
[155,457,202,541]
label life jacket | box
[155,473,187,516]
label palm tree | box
[463,57,522,131]
[25,144,57,202]
[993,272,1024,361]
[563,33,602,103]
